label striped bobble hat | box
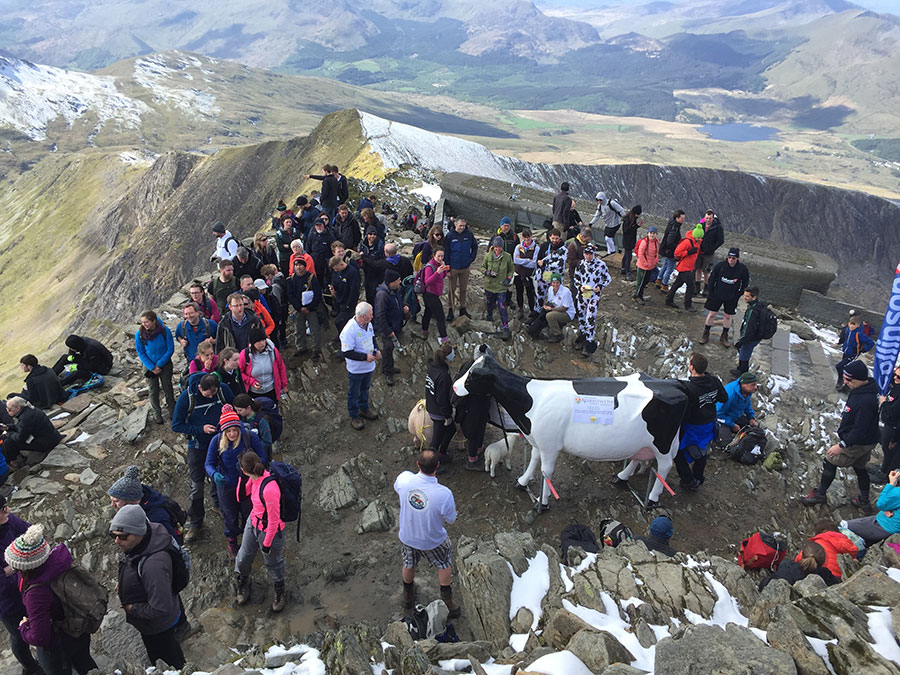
[219,404,241,431]
[5,524,50,571]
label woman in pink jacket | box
[234,451,285,612]
[633,226,660,303]
[420,247,451,343]
[237,327,288,402]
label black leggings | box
[515,274,535,311]
[819,459,870,498]
[430,418,456,454]
[141,625,185,669]
[879,424,899,473]
[421,292,447,338]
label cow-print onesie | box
[573,257,612,342]
[534,242,568,312]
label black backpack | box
[728,426,768,465]
[560,523,599,564]
[759,305,778,340]
[599,519,633,548]
[255,396,284,442]
[137,536,191,594]
[259,461,303,541]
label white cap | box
[253,279,268,291]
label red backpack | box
[738,532,786,571]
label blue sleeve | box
[205,435,220,478]
[207,319,218,339]
[174,321,185,341]
[220,383,234,403]
[171,391,203,437]
[877,484,900,511]
[156,327,175,368]
[135,331,155,371]
[860,332,875,353]
[468,233,479,265]
[257,417,273,450]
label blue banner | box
[873,260,900,395]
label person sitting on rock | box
[543,273,575,344]
[844,469,900,546]
[16,354,66,409]
[1,397,63,470]
[573,245,612,358]
[834,316,874,392]
[635,516,677,557]
[759,541,838,590]
[0,494,41,675]
[52,334,113,387]
[716,372,759,434]
[108,465,186,543]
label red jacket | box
[636,236,659,271]
[674,232,702,272]
[794,531,857,579]
[238,342,288,400]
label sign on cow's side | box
[572,396,615,424]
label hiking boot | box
[517,308,525,320]
[385,373,395,386]
[446,309,455,322]
[152,410,164,425]
[359,408,379,421]
[609,475,629,489]
[699,327,711,345]
[685,306,698,313]
[659,284,669,293]
[665,300,678,309]
[440,586,461,619]
[625,273,634,281]
[799,489,826,506]
[235,573,251,606]
[272,582,286,613]
[501,326,511,341]
[465,458,480,471]
[574,333,585,347]
[350,417,365,430]
[459,308,471,318]
[850,495,874,514]
[184,526,202,543]
[547,334,563,344]
[720,329,731,348]
[386,366,402,375]
[403,582,416,609]
[654,279,663,289]
[680,479,701,492]
[226,537,239,558]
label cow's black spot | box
[639,379,690,455]
[461,355,533,435]
[572,379,628,409]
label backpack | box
[137,536,191,594]
[64,373,104,399]
[185,381,227,417]
[413,261,436,294]
[634,237,647,256]
[259,461,303,541]
[255,396,284,442]
[160,495,188,543]
[37,566,109,637]
[599,519,633,548]
[412,241,427,272]
[759,304,778,340]
[738,532,786,571]
[403,599,450,640]
[727,426,768,465]
[560,523,599,564]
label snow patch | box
[508,550,550,631]
[525,649,594,675]
[508,633,528,652]
[410,182,442,203]
[867,606,900,664]
[133,55,220,119]
[563,597,655,671]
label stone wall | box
[798,289,883,331]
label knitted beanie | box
[692,224,705,239]
[109,504,149,536]
[649,516,674,541]
[219,404,241,431]
[5,524,50,571]
[108,465,144,502]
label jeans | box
[484,290,509,327]
[37,632,96,675]
[738,340,760,362]
[141,624,185,669]
[421,292,447,338]
[347,371,373,418]
[659,257,677,286]
[2,608,40,673]
[235,519,286,584]
[148,361,176,418]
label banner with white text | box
[873,260,900,395]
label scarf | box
[139,322,164,343]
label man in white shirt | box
[544,273,575,344]
[211,221,239,262]
[339,302,380,430]
[394,449,459,616]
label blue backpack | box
[259,461,303,541]
[255,397,284,442]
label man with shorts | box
[698,247,749,347]
[394,449,460,617]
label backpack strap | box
[258,476,275,531]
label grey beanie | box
[108,465,143,502]
[110,504,149,536]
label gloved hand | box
[213,471,227,485]
[261,544,271,554]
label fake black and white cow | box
[452,352,689,507]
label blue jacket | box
[135,326,175,371]
[445,227,478,270]
[716,379,755,427]
[374,281,403,335]
[140,484,180,541]
[332,263,361,308]
[205,424,266,486]
[175,317,218,362]
[287,271,322,311]
[171,372,234,451]
[841,326,875,359]
[877,484,900,533]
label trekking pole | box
[655,472,676,496]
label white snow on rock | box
[867,606,900,664]
[525,649,594,675]
[0,55,148,141]
[508,550,550,631]
[133,54,220,119]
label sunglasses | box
[727,255,738,259]
[109,532,130,541]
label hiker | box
[658,210,685,291]
[276,216,303,277]
[360,207,386,243]
[672,353,728,491]
[868,365,900,485]
[234,451,286,613]
[252,232,278,268]
[534,229,567,314]
[716,372,759,432]
[305,166,339,219]
[481,236,514,341]
[215,293,264,353]
[420,247,451,343]
[452,346,494,472]
[731,286,765,378]
[188,342,217,376]
[543,273,575,344]
[261,265,289,347]
[0,494,41,675]
[232,247,262,281]
[845,469,900,545]
[108,466,186,543]
[633,226,659,303]
[6,524,99,674]
[551,182,572,231]
[573,245,611,357]
[444,218,478,322]
[307,216,335,281]
[590,192,626,257]
[333,165,349,206]
[205,405,266,557]
[287,257,323,361]
[834,316,874,392]
[52,334,113,387]
[566,227,593,298]
[665,224,703,312]
[237,327,288,402]
[495,217,519,305]
[188,282,220,322]
[340,302,381,430]
[333,204,362,251]
[110,505,186,668]
[394,449,460,617]
[619,205,642,280]
[797,520,858,581]
[135,311,175,425]
[374,270,406,387]
[419,225,444,269]
[232,394,273,457]
[240,285,276,340]
[17,354,66,409]
[1,397,62,469]
[696,209,724,295]
[513,228,538,320]
[758,541,837,591]
[801,360,880,512]
[384,242,413,281]
[330,254,362,341]
[175,302,217,363]
[172,373,234,544]
[253,279,283,348]
[635,516,677,557]
[211,221,239,262]
[699,247,749,346]
[208,259,240,316]
[359,226,386,305]
[213,348,246,396]
[566,198,584,243]
[426,343,456,464]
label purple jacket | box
[0,514,30,618]
[20,545,73,647]
[422,259,448,296]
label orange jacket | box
[794,531,858,579]
[253,299,276,337]
[673,231,701,272]
[288,252,316,277]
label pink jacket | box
[636,236,659,271]
[238,342,288,400]
[189,354,218,374]
[422,259,448,295]
[238,471,284,547]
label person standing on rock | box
[136,311,176,425]
[305,166,339,220]
[698,247,748,347]
[237,327,288,402]
[234,451,286,613]
[731,286,765,378]
[633,226,659,303]
[214,348,246,396]
[658,209,685,291]
[695,210,724,295]
[175,302,217,364]
[17,354,66,409]
[513,229,538,321]
[340,302,381,431]
[573,245,611,358]
[215,293,264,354]
[833,316,874,392]
[868,366,900,485]
[110,505,186,669]
[108,465,187,543]
[208,259,240,318]
[565,227,593,300]
[665,224,703,313]
[426,343,456,467]
[172,373,234,544]
[534,229,568,315]
[420,247,451,343]
[800,360,880,513]
[0,495,42,675]
[210,221,239,263]
[188,282,221,323]
[287,258,323,362]
[481,236,514,341]
[394,449,460,617]
[619,204,642,280]
[373,270,406,387]
[444,218,478,322]
[2,396,63,470]
[551,182,573,233]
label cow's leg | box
[517,444,540,487]
[648,443,677,503]
[617,459,638,481]
[539,452,561,507]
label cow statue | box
[452,351,689,509]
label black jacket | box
[24,366,66,409]
[425,359,453,419]
[838,379,881,447]
[312,174,339,212]
[680,373,728,426]
[736,299,764,347]
[758,561,838,591]
[635,535,677,557]
[699,217,724,255]
[451,359,492,434]
[661,218,682,258]
[331,264,361,309]
[6,406,63,451]
[335,173,349,204]
[552,188,571,224]
[287,271,322,312]
[374,282,403,336]
[708,260,749,301]
[621,212,640,250]
[881,382,900,436]
[69,336,113,375]
[307,228,335,264]
[233,252,262,281]
[384,255,414,282]
[333,213,362,251]
[117,523,182,635]
[215,310,263,353]
[214,366,246,396]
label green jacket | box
[481,250,514,293]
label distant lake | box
[698,123,779,142]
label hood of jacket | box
[28,544,72,586]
